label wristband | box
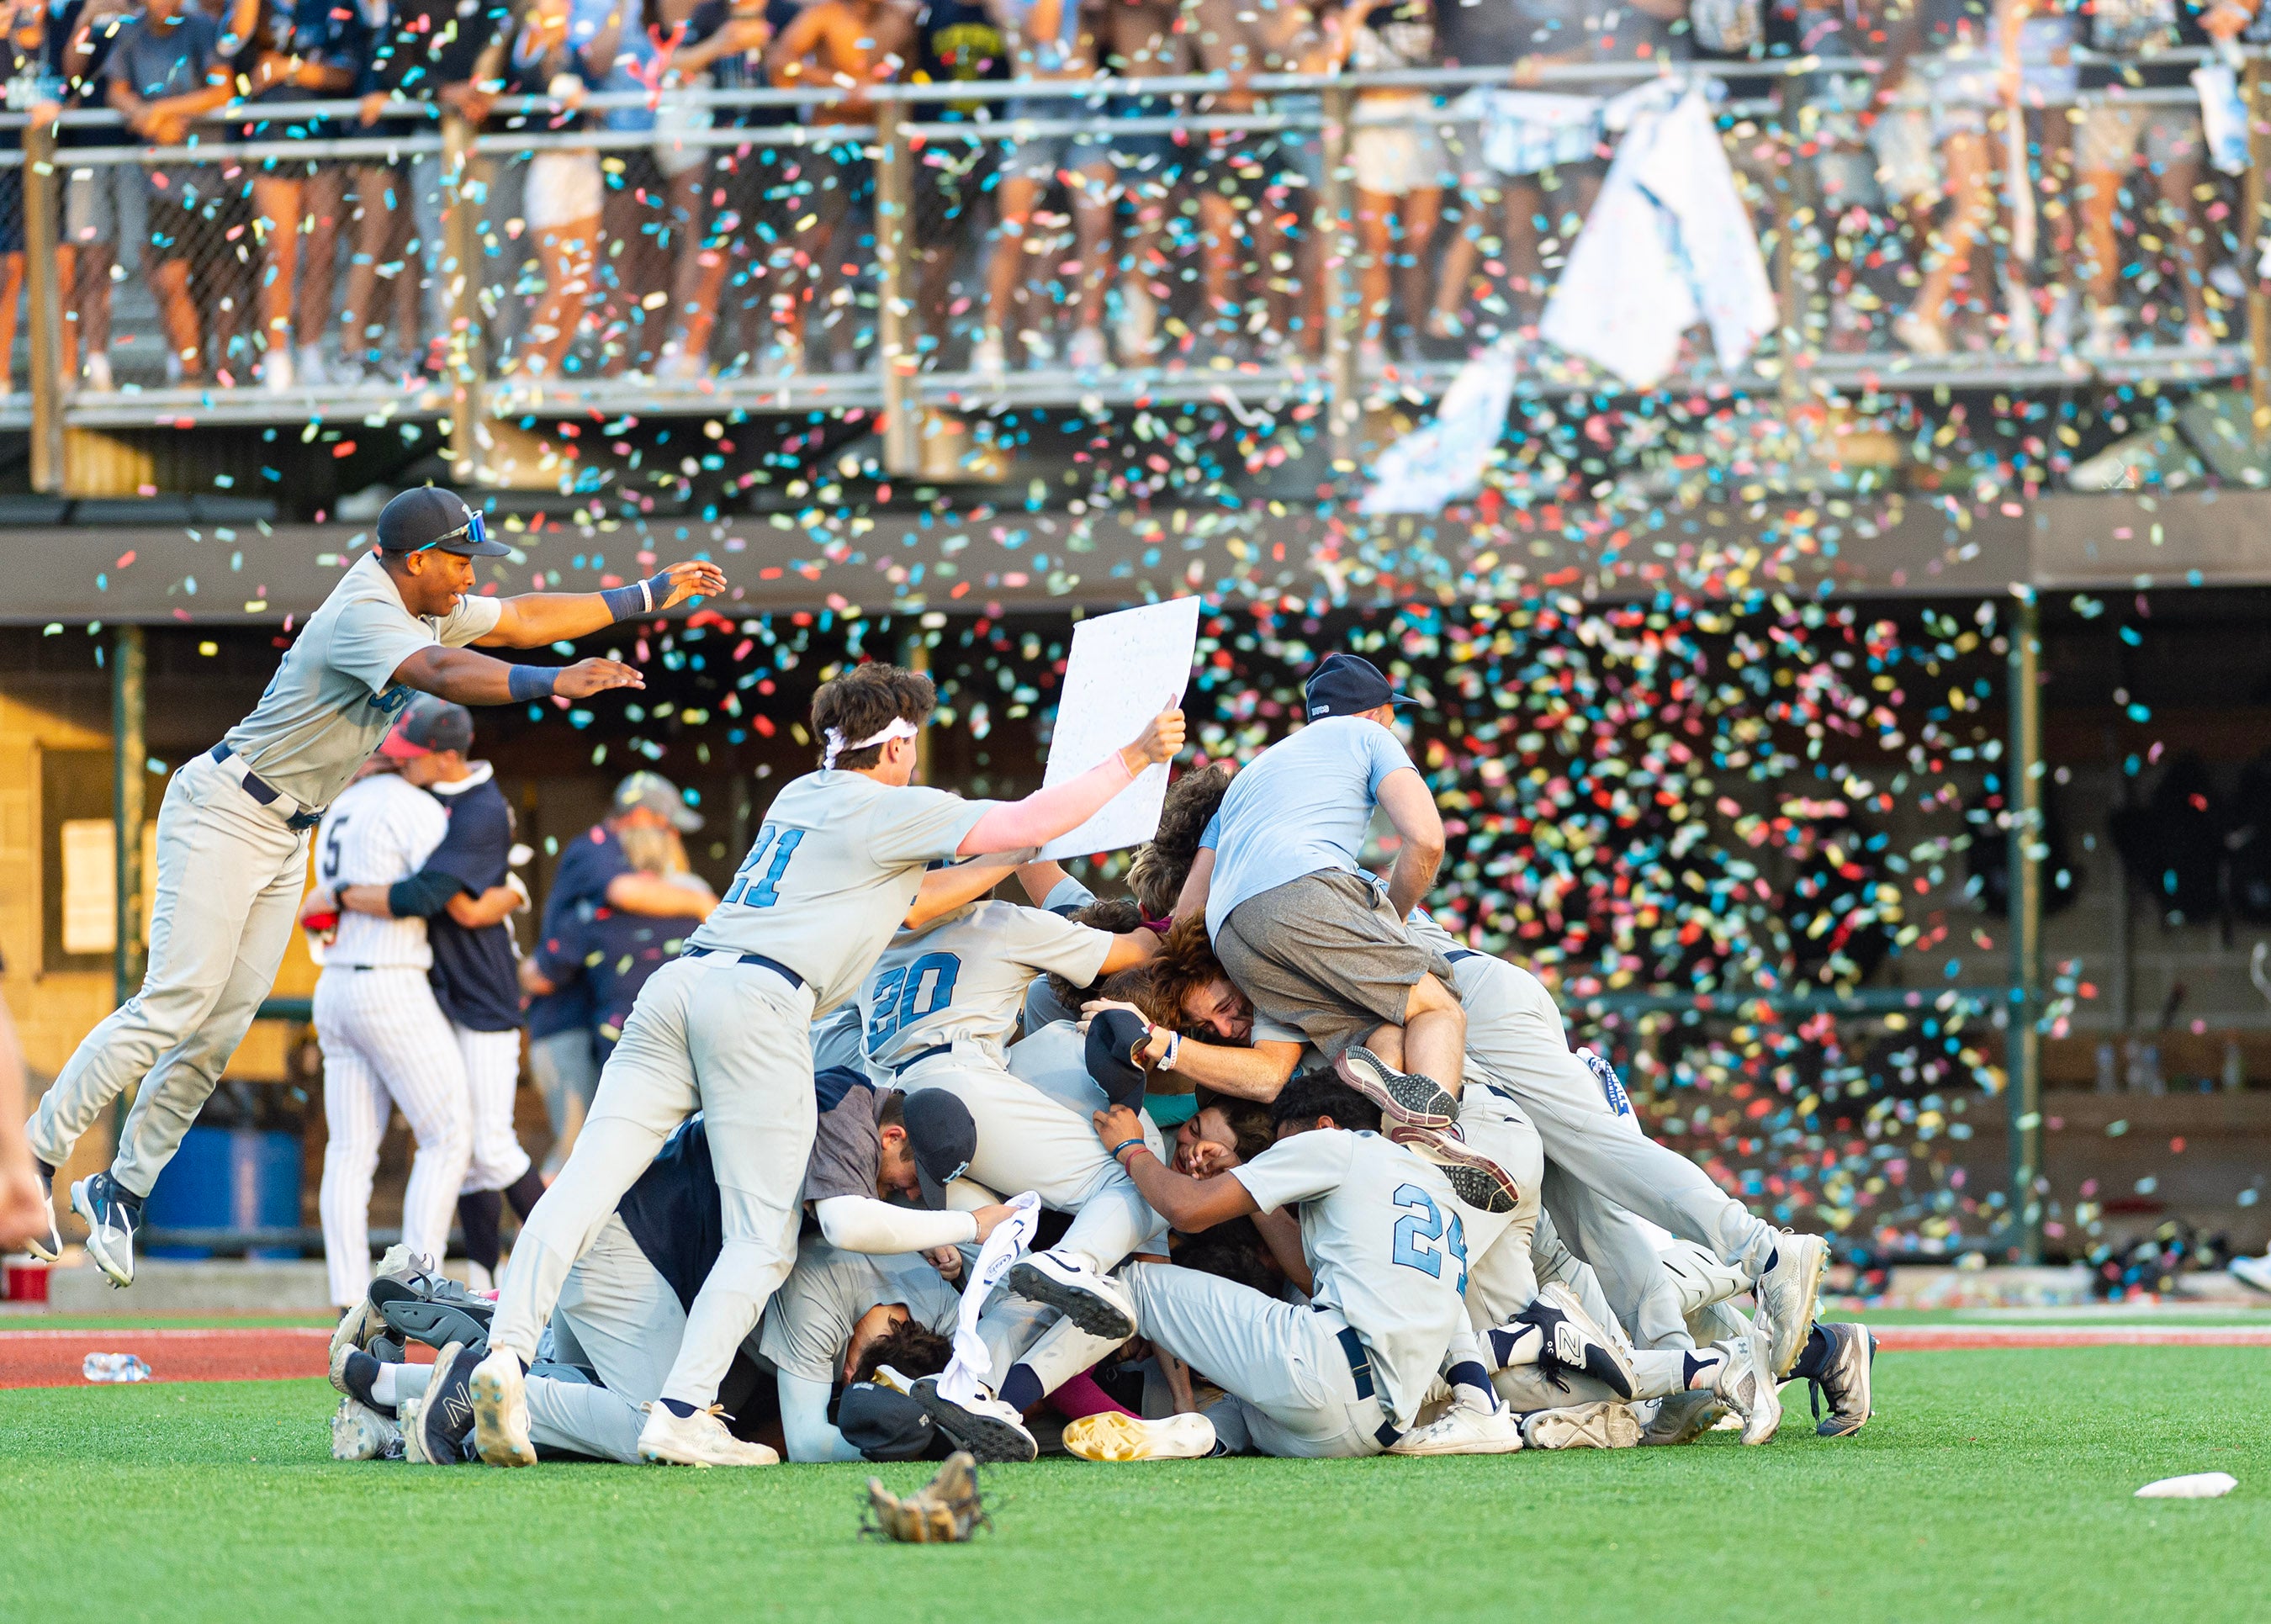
[507,664,558,702]
[1109,1138,1148,1167]
[600,571,670,623]
[1159,1030,1182,1073]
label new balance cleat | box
[1062,1411,1218,1461]
[1005,1251,1136,1341]
[1504,1283,1636,1399]
[911,1376,1040,1464]
[70,1172,139,1288]
[1336,1047,1458,1129]
[1807,1321,1877,1438]
[405,1341,479,1465]
[1520,1401,1644,1451]
[326,1245,421,1371]
[468,1346,537,1468]
[1751,1230,1828,1379]
[637,1404,779,1467]
[1389,1395,1524,1457]
[1710,1334,1782,1446]
[1387,1121,1518,1214]
[331,1395,402,1461]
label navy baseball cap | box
[838,1383,943,1462]
[611,771,704,833]
[376,487,511,557]
[1084,1008,1151,1114]
[900,1089,977,1210]
[380,693,475,759]
[1304,653,1416,721]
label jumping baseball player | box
[24,485,723,1286]
[308,754,472,1310]
[467,663,1185,1469]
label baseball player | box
[24,485,723,1287]
[760,1239,961,1462]
[468,663,1186,1470]
[320,695,542,1290]
[307,752,472,1310]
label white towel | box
[1358,336,1519,515]
[935,1190,1041,1406]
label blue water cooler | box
[140,1127,303,1260]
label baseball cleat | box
[1709,1334,1782,1446]
[1520,1401,1644,1451]
[1638,1390,1724,1447]
[405,1341,479,1465]
[1061,1411,1218,1462]
[326,1246,421,1371]
[2231,1254,2271,1295]
[1386,1121,1518,1214]
[70,1172,139,1288]
[24,1165,61,1263]
[468,1347,537,1468]
[373,1267,495,1357]
[1335,1047,1458,1130]
[911,1376,1040,1464]
[329,1341,395,1418]
[1807,1321,1877,1439]
[1005,1252,1136,1341]
[331,1395,402,1462]
[1389,1395,1524,1457]
[638,1404,779,1467]
[1750,1230,1828,1379]
[1501,1283,1636,1399]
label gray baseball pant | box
[521,1214,684,1463]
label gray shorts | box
[1212,869,1458,1061]
[2076,104,2202,175]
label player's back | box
[316,772,448,968]
[1202,717,1411,936]
[860,900,1109,1074]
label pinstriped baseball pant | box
[453,1024,531,1193]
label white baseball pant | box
[454,1024,532,1193]
[490,955,817,1410]
[1124,1262,1397,1458]
[524,1214,685,1463]
[314,967,472,1307]
[1448,1085,1546,1320]
[29,750,310,1196]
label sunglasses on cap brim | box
[412,511,488,553]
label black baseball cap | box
[376,487,511,557]
[1304,653,1416,721]
[1084,1008,1151,1114]
[838,1383,944,1462]
[900,1089,977,1210]
[379,693,475,759]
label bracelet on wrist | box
[1109,1137,1147,1167]
[1159,1030,1182,1073]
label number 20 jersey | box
[682,770,992,1014]
[857,901,1114,1075]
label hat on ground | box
[1084,1008,1152,1114]
[838,1383,945,1462]
[1303,652,1416,721]
[376,487,511,557]
[900,1089,978,1210]
[379,693,475,759]
[611,770,704,833]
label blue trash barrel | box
[141,1126,303,1261]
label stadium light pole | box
[111,623,146,1011]
[2006,592,2043,1266]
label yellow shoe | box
[1061,1411,1217,1462]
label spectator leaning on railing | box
[58,0,140,392]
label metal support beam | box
[1319,83,1359,471]
[111,625,146,1008]
[2006,593,2043,1264]
[442,112,482,481]
[24,120,62,493]
[903,619,932,783]
[2249,58,2270,435]
[876,99,921,477]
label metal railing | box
[12,46,2271,485]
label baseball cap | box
[836,1383,943,1462]
[900,1089,978,1210]
[1084,1008,1152,1114]
[376,487,511,557]
[1304,652,1416,721]
[611,770,704,833]
[379,693,475,759]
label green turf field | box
[1,1347,2263,1623]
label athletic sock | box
[1486,1322,1539,1371]
[1789,1326,1831,1383]
[1444,1361,1495,1410]
[503,1167,548,1222]
[457,1190,504,1273]
[368,1359,405,1411]
[343,1351,399,1418]
[34,1158,54,1185]
[659,1398,700,1420]
[998,1364,1044,1413]
[1681,1349,1726,1391]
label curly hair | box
[849,1320,952,1386]
[1040,897,1146,1014]
[1143,914,1239,1037]
[1125,763,1232,918]
[1269,1070,1381,1136]
[1170,1216,1284,1298]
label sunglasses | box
[413,510,487,553]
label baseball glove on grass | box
[863,1451,987,1543]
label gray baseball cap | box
[611,771,703,833]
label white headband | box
[823,716,919,769]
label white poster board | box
[61,819,115,956]
[1036,597,1203,861]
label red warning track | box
[0,1328,431,1389]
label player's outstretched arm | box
[955,707,1186,856]
[1093,1103,1257,1231]
[389,643,643,707]
[903,852,1028,931]
[473,560,728,648]
[1171,846,1214,927]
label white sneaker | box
[1067,326,1107,371]
[1389,1395,1524,1457]
[328,1243,419,1369]
[911,1375,1040,1463]
[295,344,328,388]
[467,1347,537,1468]
[1520,1401,1644,1451]
[260,347,294,392]
[1751,1231,1828,1378]
[1062,1411,1217,1461]
[82,352,114,393]
[2233,1254,2271,1294]
[1005,1251,1136,1340]
[331,1394,402,1461]
[971,333,1007,378]
[1710,1335,1783,1446]
[637,1403,780,1467]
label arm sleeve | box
[435,592,506,647]
[328,600,442,697]
[866,786,994,866]
[776,1371,864,1463]
[1043,875,1097,916]
[1198,810,1220,851]
[959,754,1137,854]
[1230,1129,1353,1215]
[812,1195,980,1256]
[387,869,469,920]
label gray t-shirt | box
[221,552,503,812]
[687,771,993,1013]
[800,1073,887,1208]
[1231,1128,1468,1431]
[860,901,1114,1073]
[756,1239,962,1383]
